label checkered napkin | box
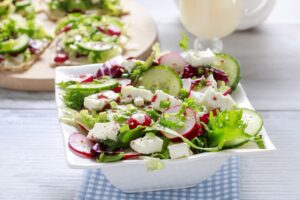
[75,157,240,200]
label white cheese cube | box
[130,134,163,154]
[189,91,205,104]
[133,97,144,107]
[121,60,136,73]
[83,91,119,111]
[121,86,153,102]
[185,49,216,67]
[87,122,120,142]
[168,143,192,159]
[200,87,236,111]
[206,74,217,89]
[152,90,182,112]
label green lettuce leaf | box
[205,109,265,149]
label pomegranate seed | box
[128,118,139,129]
[54,53,68,63]
[112,85,122,93]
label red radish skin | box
[172,123,204,142]
[57,24,72,35]
[77,122,90,132]
[199,109,218,124]
[123,152,141,159]
[113,79,132,93]
[160,106,199,141]
[158,52,186,74]
[68,133,94,158]
[128,114,152,129]
[54,53,68,63]
[223,88,232,96]
[76,74,94,83]
[98,25,121,36]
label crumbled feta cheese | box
[133,97,144,107]
[131,113,146,124]
[121,97,133,104]
[121,86,153,102]
[200,87,236,111]
[121,60,136,73]
[130,134,164,154]
[206,74,217,89]
[87,122,120,142]
[84,91,119,111]
[168,143,192,159]
[189,91,205,104]
[152,90,182,112]
[185,49,216,67]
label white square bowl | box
[55,63,276,193]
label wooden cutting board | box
[0,0,157,91]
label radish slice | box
[160,106,199,141]
[158,52,186,74]
[223,88,232,96]
[123,152,141,159]
[182,78,193,95]
[68,133,94,158]
[72,74,94,83]
[117,78,131,86]
[77,121,90,132]
[80,75,94,83]
[113,78,132,93]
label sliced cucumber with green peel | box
[64,79,118,110]
[0,34,29,54]
[242,108,263,135]
[66,79,118,92]
[15,0,31,9]
[214,53,240,90]
[137,65,182,96]
[77,41,113,52]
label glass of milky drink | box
[179,0,242,52]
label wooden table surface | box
[1,0,300,199]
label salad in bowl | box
[57,41,267,165]
[55,36,275,192]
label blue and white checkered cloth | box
[75,157,240,200]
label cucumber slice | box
[137,65,182,96]
[0,34,29,54]
[64,79,118,110]
[77,41,113,52]
[66,79,118,92]
[15,0,31,9]
[222,109,263,148]
[223,137,249,149]
[242,108,263,135]
[214,54,240,90]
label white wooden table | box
[1,0,300,199]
